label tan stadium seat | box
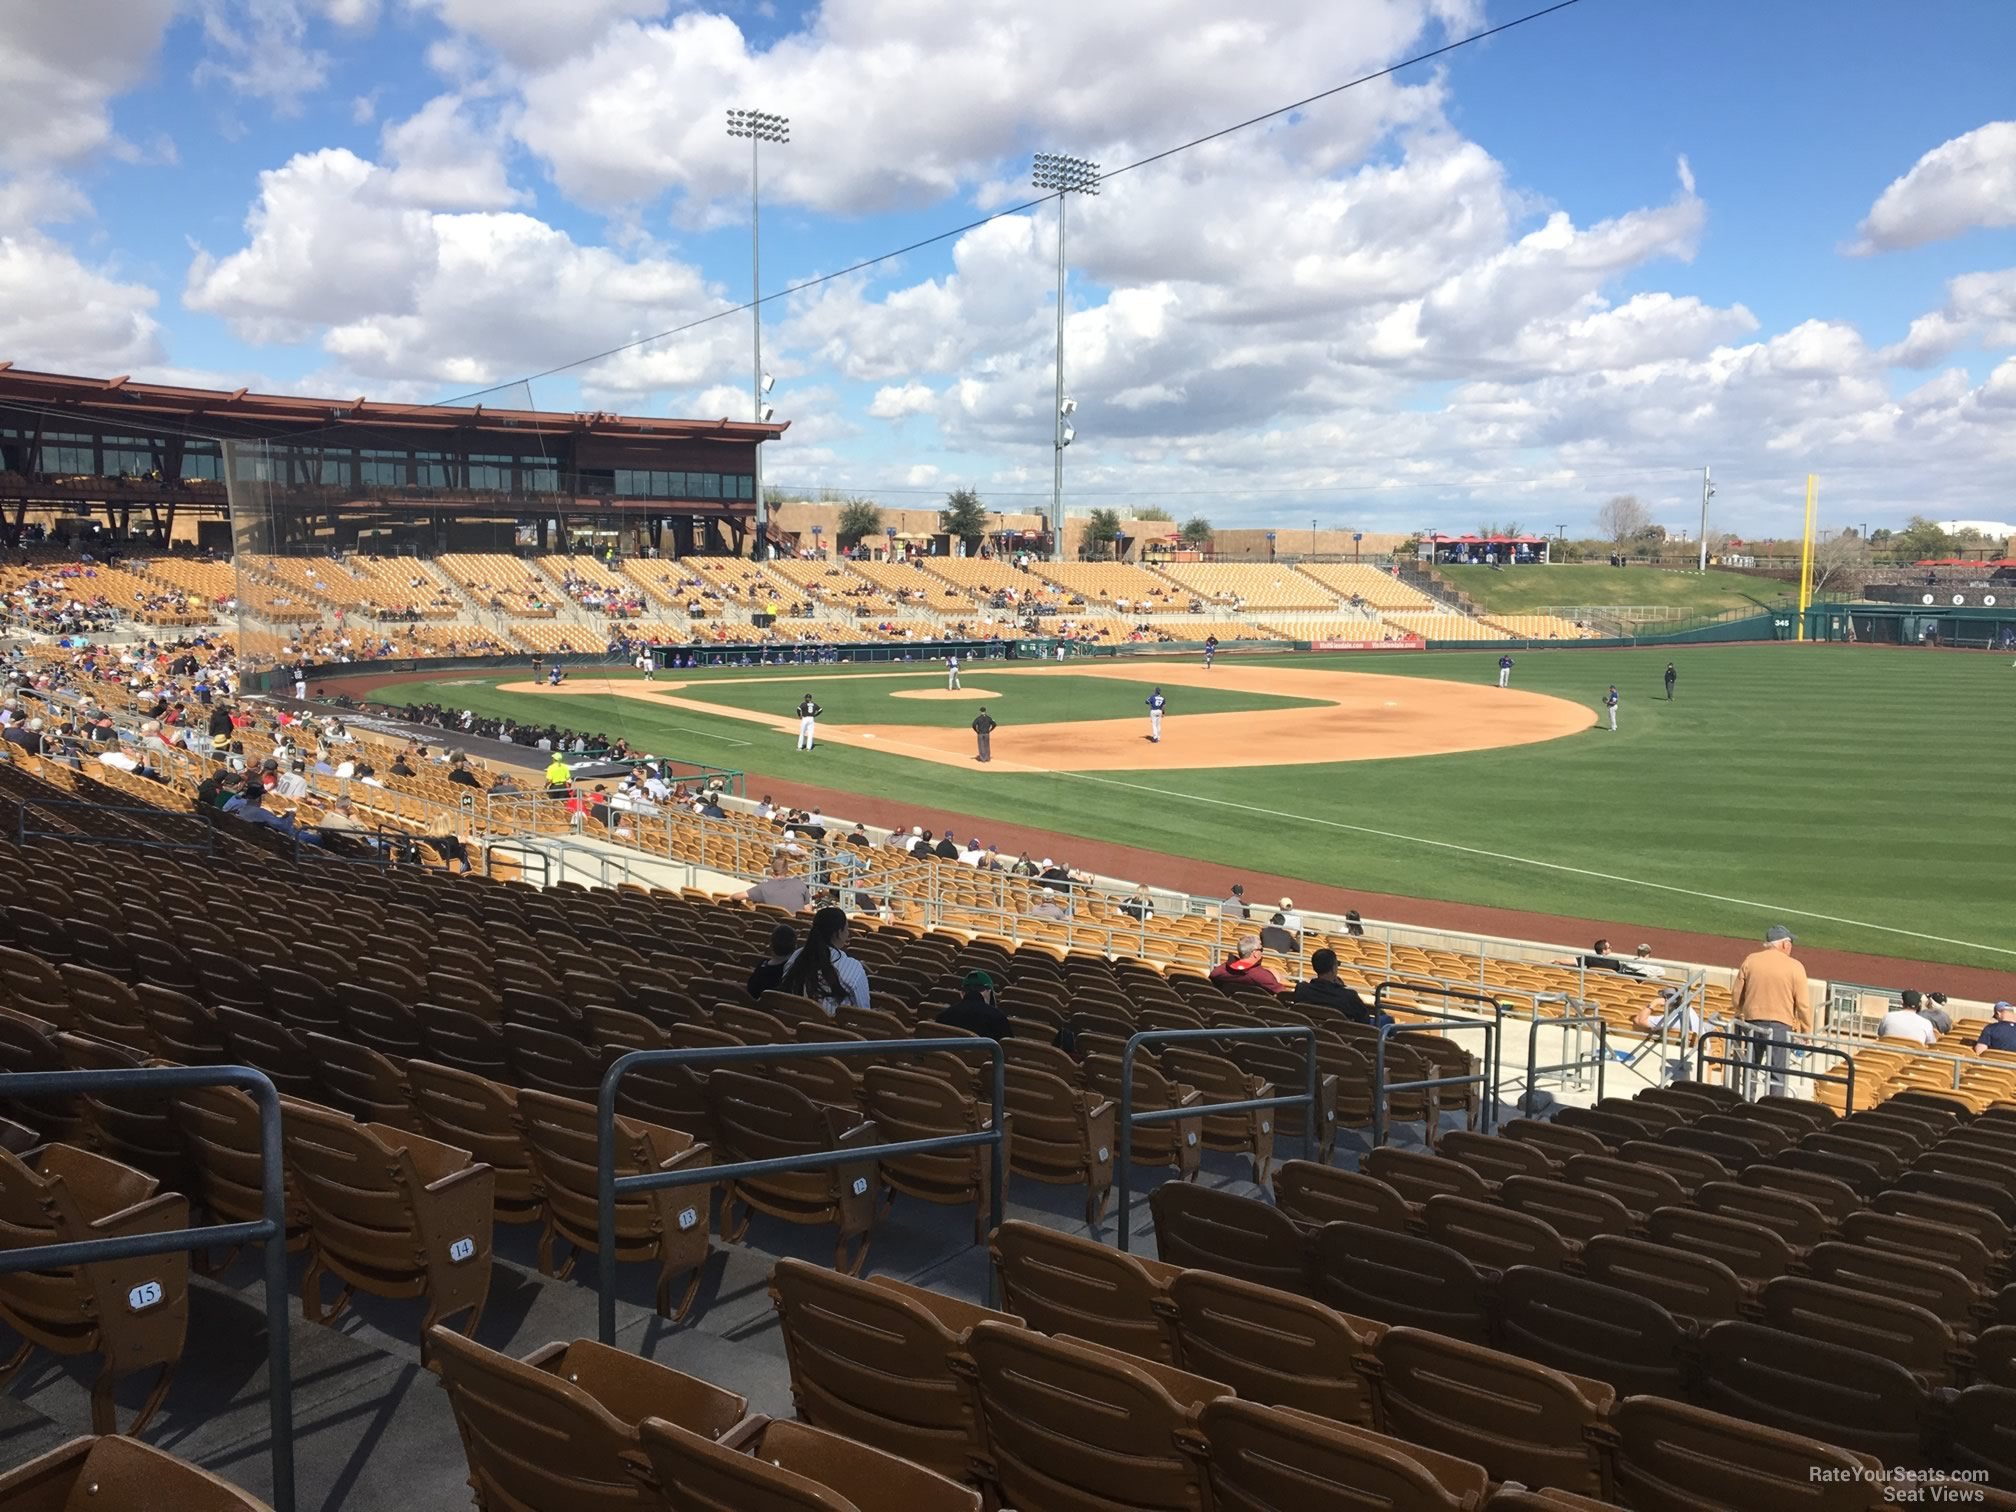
[1274,1160,1411,1232]
[516,1090,713,1323]
[1647,1204,1794,1286]
[1002,1060,1114,1227]
[1188,1397,1490,1512]
[0,1435,277,1511]
[0,1143,187,1433]
[0,1009,81,1144]
[283,1100,494,1339]
[637,1413,982,1512]
[1443,1127,1558,1185]
[404,1061,542,1226]
[1838,1207,1998,1286]
[1581,1233,1747,1324]
[1149,1182,1313,1298]
[1500,1173,1636,1246]
[430,1327,746,1512]
[1758,1274,1965,1387]
[302,1032,417,1131]
[1504,1117,1609,1162]
[1942,1384,2016,1498]
[1695,1319,1931,1468]
[768,1257,1018,1482]
[1311,1220,1494,1345]
[504,1022,609,1103]
[989,1219,1179,1364]
[1802,1239,1981,1330]
[1159,1045,1275,1185]
[1563,1152,1688,1223]
[1085,1052,1205,1182]
[1496,1264,1692,1398]
[1167,1269,1385,1427]
[1608,1394,1888,1512]
[1364,1146,1493,1211]
[961,1320,1227,1512]
[1226,1038,1336,1162]
[1422,1193,1573,1274]
[53,1032,188,1191]
[859,1066,1003,1244]
[1377,1326,1618,1497]
[172,1083,310,1267]
[707,1071,879,1276]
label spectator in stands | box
[426,818,470,872]
[491,773,519,795]
[744,852,811,912]
[2,717,43,756]
[1974,1002,2016,1057]
[1010,852,1037,877]
[543,753,570,797]
[747,923,798,999]
[932,832,960,860]
[845,822,870,848]
[275,761,309,802]
[1292,949,1381,1024]
[1260,912,1299,956]
[1344,910,1365,936]
[1028,891,1069,921]
[1211,935,1287,994]
[1276,897,1303,935]
[778,906,870,1014]
[223,785,296,835]
[447,756,479,788]
[315,798,369,838]
[937,971,1014,1040]
[1731,925,1811,1095]
[1629,985,1701,1038]
[1220,883,1249,920]
[194,769,234,810]
[1877,991,1941,1046]
[1922,992,1954,1035]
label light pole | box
[1265,530,1276,563]
[1033,153,1099,562]
[1353,531,1363,564]
[1311,518,1317,557]
[1697,464,1714,571]
[727,108,788,560]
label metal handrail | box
[1695,1028,1857,1109]
[1526,1010,1609,1104]
[0,1065,293,1512]
[594,1036,1005,1344]
[1112,1025,1320,1255]
[1370,1012,1496,1147]
[1373,981,1509,1124]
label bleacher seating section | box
[1296,561,1443,610]
[843,560,970,615]
[1155,562,1338,610]
[1027,561,1188,611]
[433,554,562,617]
[1380,610,1513,641]
[1486,613,1600,640]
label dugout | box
[1808,603,2016,649]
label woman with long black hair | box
[777,906,870,1015]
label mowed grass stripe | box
[393,646,2012,968]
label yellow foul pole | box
[1795,473,1818,641]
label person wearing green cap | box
[936,970,1013,1040]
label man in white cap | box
[1730,924,1810,1096]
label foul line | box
[1046,770,2015,960]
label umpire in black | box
[1664,662,1677,700]
[972,706,997,763]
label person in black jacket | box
[747,923,799,1000]
[936,970,1014,1039]
[971,707,997,762]
[1291,949,1388,1026]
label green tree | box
[1134,505,1174,523]
[940,487,989,555]
[1890,516,1952,561]
[1084,508,1122,560]
[1179,516,1214,548]
[836,498,882,548]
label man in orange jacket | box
[1731,924,1810,1097]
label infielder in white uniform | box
[796,693,822,751]
[946,654,960,690]
[1145,687,1166,742]
[635,652,654,681]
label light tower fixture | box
[1033,151,1101,560]
[726,108,790,558]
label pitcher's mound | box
[889,687,1000,701]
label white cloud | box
[0,174,92,229]
[414,0,670,68]
[317,0,380,26]
[0,0,177,169]
[904,463,942,487]
[1881,267,2016,367]
[192,0,331,111]
[1853,120,2016,253]
[867,380,938,419]
[380,95,524,209]
[0,232,164,370]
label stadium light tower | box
[1033,152,1100,561]
[727,108,788,559]
[1697,464,1714,572]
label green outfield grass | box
[393,646,2014,971]
[1437,562,1787,617]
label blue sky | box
[4,0,2013,534]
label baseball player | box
[972,706,997,762]
[795,693,822,751]
[1497,653,1513,689]
[1203,635,1218,670]
[946,653,960,690]
[1664,662,1676,700]
[1145,687,1167,742]
[1604,684,1619,732]
[635,651,654,681]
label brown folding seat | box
[1496,1262,1693,1398]
[1503,1117,1608,1161]
[1692,1112,1791,1156]
[430,1326,747,1512]
[1553,1106,1649,1145]
[1889,1088,1975,1121]
[1423,1193,1572,1274]
[1646,1205,1794,1285]
[1167,1268,1385,1428]
[1804,1239,1982,1330]
[283,1100,494,1337]
[715,1003,796,1046]
[1599,1095,1689,1132]
[1226,1037,1336,1163]
[1633,1084,1734,1118]
[418,1004,510,1082]
[1941,1384,2016,1498]
[405,1061,541,1225]
[0,1435,278,1511]
[1616,1136,1733,1196]
[0,944,77,1019]
[1741,1162,1864,1225]
[1659,1124,1768,1166]
[1085,1051,1204,1181]
[1364,1145,1494,1212]
[55,1032,189,1190]
[1896,1166,2016,1225]
[637,1413,983,1512]
[1697,1179,1832,1251]
[1499,1174,1635,1245]
[429,970,504,1024]
[1562,1152,1687,1223]
[1150,1182,1313,1298]
[769,1257,1017,1481]
[1191,1396,1492,1511]
[1274,1159,1411,1232]
[860,1065,1001,1242]
[961,1320,1226,1512]
[769,1050,865,1116]
[0,1142,187,1433]
[341,983,422,1060]
[1161,1045,1276,1185]
[172,1082,310,1265]
[1376,1326,1618,1498]
[1582,1233,1747,1323]
[690,972,754,1007]
[1443,1128,1558,1185]
[57,965,155,1054]
[515,1088,712,1321]
[708,1070,879,1275]
[1918,1144,2016,1199]
[585,1005,670,1054]
[1839,1207,1999,1286]
[1841,1106,1947,1144]
[187,947,270,1014]
[990,1218,1179,1363]
[1794,1133,1902,1186]
[0,1008,82,1142]
[212,1007,321,1101]
[256,963,345,1036]
[504,1021,609,1102]
[1759,1274,1964,1387]
[1695,1319,1931,1468]
[1311,1220,1495,1344]
[1608,1394,1888,1512]
[127,933,202,997]
[301,1032,417,1130]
